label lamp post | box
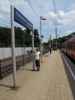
[40,16,47,62]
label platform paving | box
[0,51,74,100]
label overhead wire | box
[24,0,40,18]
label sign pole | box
[11,5,16,88]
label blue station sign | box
[14,8,33,30]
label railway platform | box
[0,50,74,100]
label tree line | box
[47,32,75,50]
[0,27,40,47]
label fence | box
[0,47,32,79]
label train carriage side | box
[62,37,75,61]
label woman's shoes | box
[32,69,36,71]
[37,69,40,71]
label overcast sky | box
[0,0,75,41]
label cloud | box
[61,9,75,26]
[47,10,64,26]
[0,14,3,18]
[0,0,10,14]
[48,12,56,18]
[47,7,75,27]
[57,10,65,17]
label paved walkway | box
[0,51,74,100]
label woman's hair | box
[36,48,39,51]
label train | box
[62,36,75,61]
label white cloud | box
[0,0,28,15]
[57,10,65,17]
[62,9,75,26]
[48,12,56,18]
[47,11,64,26]
[0,14,3,18]
[47,7,75,27]
[0,0,10,14]
[48,10,65,19]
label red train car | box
[62,37,75,60]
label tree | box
[24,28,32,47]
[15,27,24,47]
[0,27,40,47]
[34,29,40,47]
[0,27,11,47]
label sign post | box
[11,5,16,88]
[10,4,34,88]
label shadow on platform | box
[25,68,33,71]
[0,83,20,90]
